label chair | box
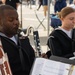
[34,10,46,30]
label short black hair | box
[0,4,16,16]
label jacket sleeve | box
[47,36,62,56]
[20,36,35,66]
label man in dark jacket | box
[0,5,35,75]
[2,0,20,9]
[54,0,66,14]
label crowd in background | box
[0,0,75,15]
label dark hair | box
[58,7,75,19]
[0,4,16,16]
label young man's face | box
[2,9,19,37]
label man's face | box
[2,9,19,37]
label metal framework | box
[47,0,50,37]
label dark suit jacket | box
[54,0,66,13]
[0,35,35,75]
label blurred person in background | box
[0,0,2,4]
[69,0,73,4]
[54,0,67,14]
[42,0,48,17]
[2,0,20,9]
[37,0,43,11]
[69,0,75,9]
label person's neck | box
[60,26,72,31]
